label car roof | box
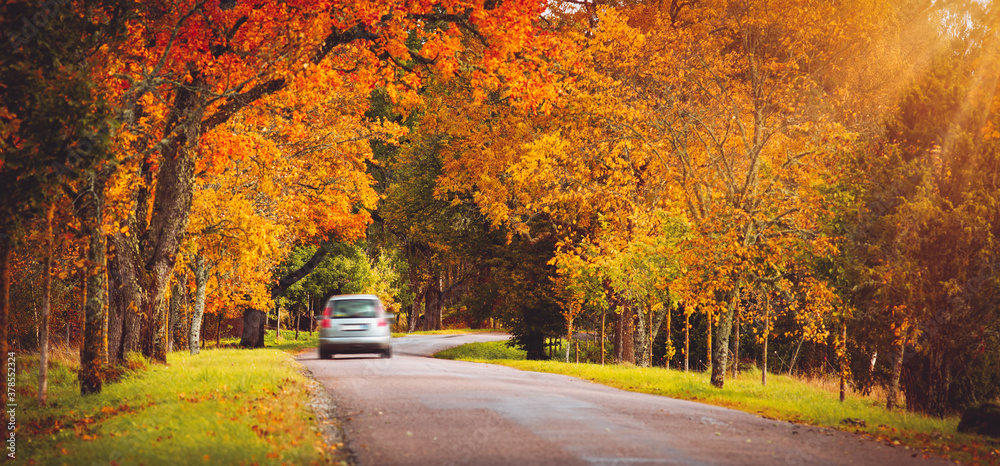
[326,294,380,301]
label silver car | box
[316,294,393,359]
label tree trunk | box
[664,304,673,368]
[105,85,203,365]
[189,256,208,355]
[215,310,223,347]
[600,307,606,365]
[565,317,573,363]
[523,332,546,360]
[423,273,441,331]
[275,304,282,341]
[649,309,654,362]
[788,334,805,376]
[623,306,635,363]
[631,303,670,368]
[731,310,740,378]
[710,298,737,388]
[650,304,669,364]
[38,205,54,405]
[295,307,301,340]
[762,294,770,386]
[147,148,197,363]
[147,86,208,364]
[706,312,712,372]
[408,292,422,332]
[80,173,108,395]
[886,330,907,410]
[633,305,649,367]
[613,308,623,363]
[762,329,769,387]
[684,311,690,372]
[108,229,144,365]
[839,318,847,403]
[614,305,635,364]
[168,279,183,352]
[239,308,266,348]
[406,252,424,333]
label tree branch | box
[200,78,286,132]
[270,245,328,300]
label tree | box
[89,0,552,366]
[551,215,688,366]
[277,242,396,325]
[430,1,879,383]
[839,28,1000,413]
[181,93,389,349]
[622,0,876,389]
[1,0,124,395]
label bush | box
[957,402,1000,438]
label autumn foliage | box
[2,0,999,415]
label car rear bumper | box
[319,336,390,353]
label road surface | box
[300,333,949,465]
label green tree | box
[840,32,1000,413]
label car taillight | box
[321,307,333,328]
[377,318,387,327]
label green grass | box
[435,340,526,360]
[202,328,319,353]
[17,335,342,465]
[265,328,320,353]
[440,344,1000,464]
[391,328,504,338]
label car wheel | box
[381,347,392,359]
[319,348,332,360]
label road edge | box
[299,362,356,465]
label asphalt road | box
[299,333,950,466]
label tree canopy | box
[2,0,998,414]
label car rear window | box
[327,299,379,318]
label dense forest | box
[2,0,998,416]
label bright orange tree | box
[72,0,551,394]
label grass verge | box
[265,328,321,353]
[435,340,526,361]
[16,329,341,465]
[391,328,504,338]
[442,344,1000,465]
